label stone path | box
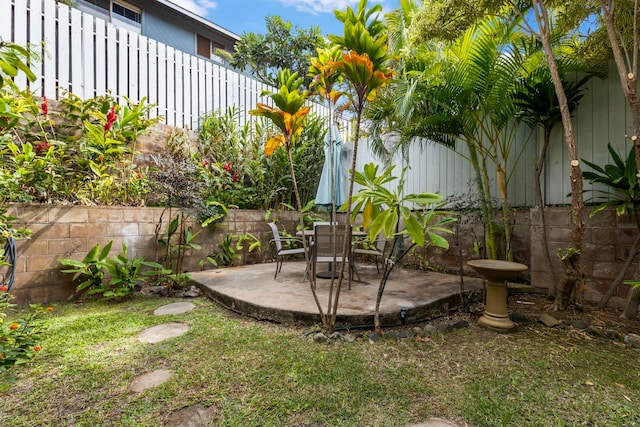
[130,302,195,393]
[129,300,463,426]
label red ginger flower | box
[104,107,117,132]
[223,162,232,172]
[35,141,51,156]
[203,160,210,167]
[232,172,239,183]
[34,346,42,351]
[41,96,48,116]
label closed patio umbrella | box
[315,124,347,279]
[315,124,346,210]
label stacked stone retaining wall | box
[7,205,299,305]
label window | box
[197,34,227,61]
[197,34,211,58]
[112,1,141,24]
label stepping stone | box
[166,404,219,426]
[138,323,190,344]
[153,302,195,316]
[408,418,460,427]
[129,369,172,392]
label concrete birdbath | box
[467,259,528,330]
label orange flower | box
[46,307,54,311]
[34,346,42,351]
[0,285,7,291]
[9,323,19,330]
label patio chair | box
[267,222,308,279]
[352,237,387,273]
[312,223,357,290]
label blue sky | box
[170,0,395,37]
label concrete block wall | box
[7,205,300,305]
[530,207,638,308]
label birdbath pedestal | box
[467,259,528,330]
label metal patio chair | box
[267,222,308,279]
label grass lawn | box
[2,295,640,426]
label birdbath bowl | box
[467,259,528,330]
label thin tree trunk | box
[537,128,558,298]
[600,0,640,316]
[598,231,640,308]
[622,286,640,319]
[330,108,363,332]
[532,0,585,311]
[287,145,326,326]
[467,142,494,259]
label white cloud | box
[276,0,388,16]
[168,0,218,17]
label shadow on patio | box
[190,262,486,328]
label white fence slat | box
[28,0,43,94]
[192,56,200,128]
[181,52,190,128]
[117,27,128,100]
[197,59,206,121]
[82,13,95,98]
[157,43,167,124]
[147,39,158,107]
[213,64,220,111]
[13,0,27,88]
[138,35,148,103]
[0,0,11,41]
[94,18,106,96]
[57,2,70,95]
[174,50,183,127]
[105,24,117,92]
[70,8,83,97]
[204,61,213,113]
[128,31,139,102]
[165,46,175,127]
[43,0,57,98]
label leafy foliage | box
[230,16,326,88]
[0,88,157,205]
[0,291,50,390]
[583,143,640,219]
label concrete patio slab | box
[190,262,485,327]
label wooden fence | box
[1,0,333,130]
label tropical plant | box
[0,41,36,89]
[207,233,262,267]
[322,0,393,331]
[0,289,50,390]
[231,15,326,88]
[350,163,457,333]
[583,143,640,313]
[155,212,201,291]
[60,241,113,297]
[249,69,326,324]
[103,243,149,297]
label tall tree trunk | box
[536,127,558,298]
[622,286,640,319]
[600,0,640,316]
[532,0,585,311]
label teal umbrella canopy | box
[315,124,346,208]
